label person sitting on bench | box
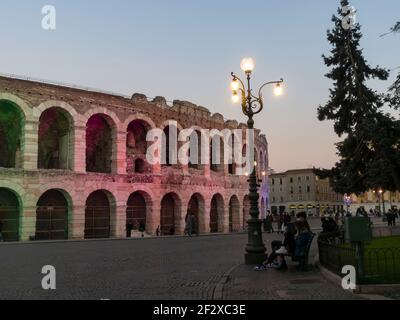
[255,221,312,271]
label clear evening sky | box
[1,0,399,172]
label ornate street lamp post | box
[230,57,284,265]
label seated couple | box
[255,220,313,271]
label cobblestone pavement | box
[0,223,366,300]
[222,260,364,301]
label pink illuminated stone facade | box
[0,75,269,241]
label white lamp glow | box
[231,79,240,91]
[232,92,240,103]
[274,83,283,96]
[240,57,255,73]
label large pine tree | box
[316,0,400,194]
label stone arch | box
[35,189,71,240]
[187,193,205,234]
[210,193,224,233]
[84,189,116,239]
[126,190,153,234]
[160,121,183,168]
[0,98,26,169]
[0,186,22,241]
[35,100,78,120]
[123,114,156,132]
[229,195,241,232]
[187,126,206,172]
[210,132,225,174]
[85,113,117,173]
[0,93,32,119]
[228,131,242,175]
[160,192,182,236]
[125,117,154,174]
[37,107,75,170]
[83,107,121,131]
[0,181,24,204]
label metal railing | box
[318,234,400,284]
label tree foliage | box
[315,0,400,194]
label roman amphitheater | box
[0,75,269,242]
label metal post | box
[354,241,365,285]
[245,117,267,265]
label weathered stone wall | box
[0,76,269,241]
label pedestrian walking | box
[156,226,160,237]
[139,221,146,238]
[277,213,284,234]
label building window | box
[307,186,311,193]
[272,179,275,185]
[290,178,293,183]
[280,178,283,185]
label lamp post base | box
[245,219,267,265]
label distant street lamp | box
[343,194,352,215]
[231,58,284,265]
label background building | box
[268,168,343,216]
[0,75,269,241]
[349,191,400,213]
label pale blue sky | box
[1,0,399,172]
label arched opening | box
[243,195,250,230]
[0,100,24,169]
[160,193,180,236]
[229,195,241,232]
[210,194,224,233]
[36,189,69,240]
[0,188,20,241]
[241,144,248,173]
[85,190,111,239]
[162,124,180,168]
[38,107,73,170]
[188,130,203,171]
[228,134,237,175]
[210,135,224,174]
[126,192,148,233]
[187,193,204,235]
[86,114,113,173]
[126,120,151,174]
[134,159,145,174]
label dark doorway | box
[160,194,177,236]
[126,192,147,232]
[243,195,250,230]
[38,108,72,170]
[36,189,69,240]
[86,115,112,173]
[229,195,240,232]
[0,188,20,241]
[0,100,23,169]
[187,194,202,234]
[210,197,219,233]
[85,190,111,239]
